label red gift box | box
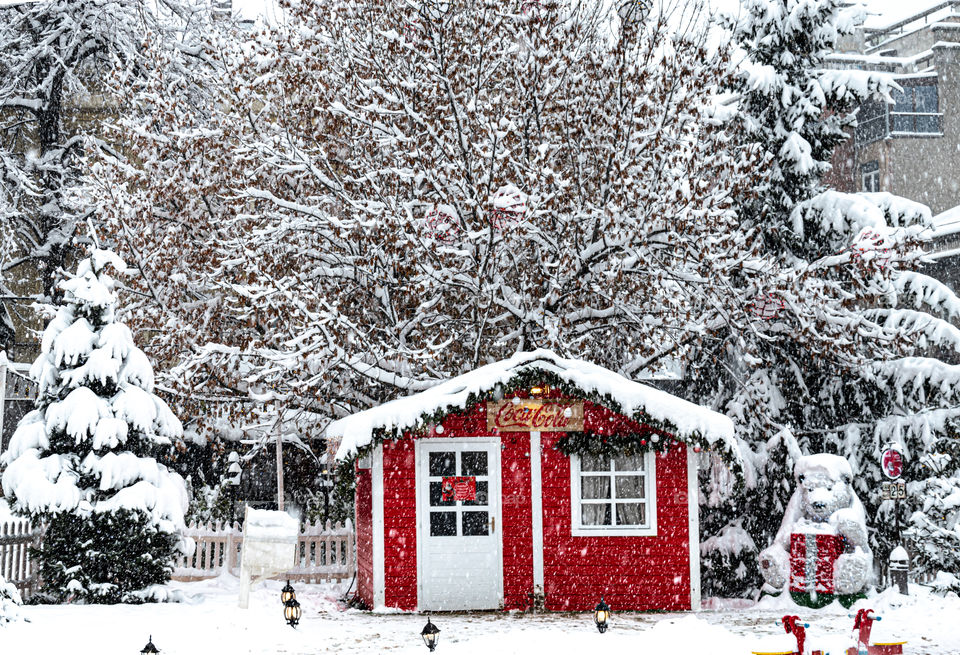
[790,533,844,595]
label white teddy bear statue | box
[759,454,871,608]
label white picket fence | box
[0,517,354,600]
[0,519,41,600]
[173,518,355,583]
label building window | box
[570,451,657,536]
[856,100,888,145]
[855,82,941,144]
[891,85,940,134]
[861,160,880,192]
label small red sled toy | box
[845,609,906,655]
[752,615,828,655]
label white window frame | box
[570,451,657,537]
[861,161,880,193]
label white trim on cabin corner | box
[530,431,545,593]
[687,445,701,611]
[372,444,385,610]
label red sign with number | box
[881,448,903,480]
[441,476,477,502]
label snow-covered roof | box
[931,204,960,238]
[330,349,737,461]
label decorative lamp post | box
[421,615,441,651]
[281,580,296,605]
[140,636,160,654]
[594,597,611,633]
[284,597,302,628]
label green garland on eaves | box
[553,430,676,459]
[338,365,742,476]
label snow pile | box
[330,350,737,460]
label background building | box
[825,2,960,213]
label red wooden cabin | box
[328,350,737,613]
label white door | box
[417,439,502,610]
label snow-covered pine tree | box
[695,0,960,594]
[0,249,188,604]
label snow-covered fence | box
[174,519,354,583]
[0,520,41,600]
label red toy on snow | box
[846,609,906,655]
[751,610,907,655]
[752,615,827,655]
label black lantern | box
[281,580,296,604]
[284,597,302,628]
[421,615,441,651]
[140,636,160,654]
[594,597,611,633]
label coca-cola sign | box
[486,400,584,432]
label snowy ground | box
[2,573,959,654]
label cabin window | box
[570,451,657,536]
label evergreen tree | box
[0,249,187,603]
[697,0,960,594]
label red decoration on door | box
[441,476,477,502]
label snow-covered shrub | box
[700,521,760,599]
[0,249,188,603]
[0,575,22,625]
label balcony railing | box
[856,107,943,144]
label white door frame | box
[415,437,504,611]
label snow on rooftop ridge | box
[330,349,736,461]
[861,0,953,32]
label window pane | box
[614,453,644,472]
[892,114,913,132]
[430,511,457,536]
[891,88,909,109]
[916,115,939,133]
[616,503,644,526]
[582,503,611,526]
[581,453,609,472]
[429,452,455,477]
[462,480,488,506]
[859,100,884,122]
[915,85,938,113]
[429,481,455,507]
[462,511,489,536]
[615,475,645,499]
[581,476,611,499]
[461,451,488,476]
